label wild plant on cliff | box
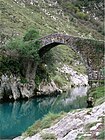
[2,28,41,80]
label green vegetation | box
[23,112,66,137]
[85,122,97,130]
[88,86,104,106]
[61,2,80,13]
[0,0,104,139]
[35,44,87,89]
[76,11,88,20]
[0,28,40,80]
[96,116,105,139]
[53,75,64,87]
[97,129,105,139]
[0,56,20,76]
[0,0,104,45]
[4,28,40,61]
[41,133,57,140]
[23,28,40,41]
[0,0,104,85]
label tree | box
[4,28,41,81]
[23,28,40,41]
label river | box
[0,86,89,139]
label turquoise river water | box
[0,86,89,139]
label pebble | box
[83,133,91,137]
[90,126,97,131]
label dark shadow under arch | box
[39,42,63,57]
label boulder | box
[38,79,62,96]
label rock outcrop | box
[0,74,62,101]
[0,74,35,101]
[57,64,88,87]
[37,79,62,96]
[0,64,89,101]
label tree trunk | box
[26,60,38,81]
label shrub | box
[1,28,41,80]
[76,12,88,20]
[41,133,57,140]
[88,86,104,106]
[5,38,40,61]
[53,75,63,87]
[97,130,105,139]
[0,55,20,75]
[64,2,80,13]
[23,28,40,41]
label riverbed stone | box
[38,79,62,95]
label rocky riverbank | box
[0,74,61,101]
[0,65,88,101]
[13,102,105,140]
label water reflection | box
[0,86,88,139]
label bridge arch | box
[38,33,104,80]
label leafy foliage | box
[1,28,40,77]
[23,28,40,41]
[53,75,63,87]
[0,56,20,75]
[97,128,105,139]
[5,29,40,61]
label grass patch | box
[41,133,57,140]
[53,75,64,87]
[88,86,104,106]
[85,122,97,131]
[1,0,103,44]
[76,135,84,140]
[97,129,105,139]
[23,112,66,137]
[95,96,105,106]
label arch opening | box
[38,44,88,87]
[39,42,88,73]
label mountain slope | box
[0,0,104,46]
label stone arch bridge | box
[38,33,104,80]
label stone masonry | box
[38,33,104,80]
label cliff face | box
[0,74,35,101]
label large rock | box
[37,79,62,96]
[0,74,61,101]
[0,74,35,101]
[57,64,88,86]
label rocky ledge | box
[0,64,89,101]
[0,74,62,101]
[14,102,105,140]
[0,74,36,101]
